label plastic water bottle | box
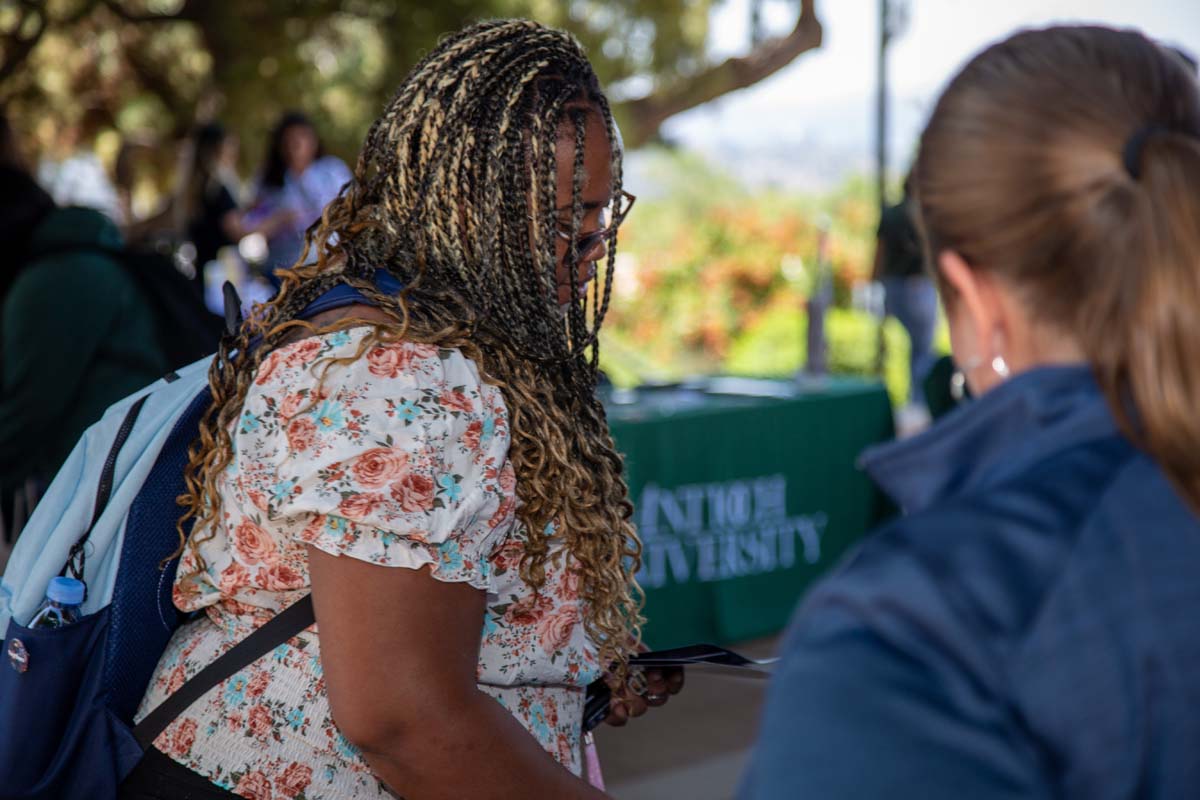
[29,577,85,629]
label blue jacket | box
[739,366,1200,799]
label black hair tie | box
[1122,123,1170,179]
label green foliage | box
[599,148,941,406]
[2,0,734,178]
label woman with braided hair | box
[122,20,678,800]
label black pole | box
[873,0,891,377]
[876,0,890,211]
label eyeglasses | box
[541,190,637,254]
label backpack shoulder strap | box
[61,394,149,587]
[296,269,403,319]
[132,594,314,748]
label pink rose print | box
[537,604,580,654]
[440,389,474,414]
[234,771,272,800]
[247,489,270,512]
[284,339,323,367]
[257,562,304,591]
[233,519,278,566]
[462,419,483,450]
[168,718,197,757]
[506,593,554,626]
[298,515,325,543]
[499,465,517,493]
[350,447,409,489]
[247,704,273,739]
[254,352,282,385]
[488,495,516,530]
[172,579,200,610]
[492,540,525,573]
[555,568,582,601]
[338,492,384,520]
[279,392,307,419]
[246,670,270,699]
[286,416,318,452]
[222,598,265,620]
[389,472,435,513]
[557,732,573,766]
[277,762,314,799]
[166,665,186,694]
[366,343,414,379]
[218,562,249,594]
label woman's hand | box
[603,664,685,727]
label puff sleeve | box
[237,333,517,590]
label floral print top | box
[135,327,601,799]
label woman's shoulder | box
[306,156,352,187]
[248,329,507,445]
[802,437,1156,669]
[254,328,482,388]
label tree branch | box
[618,0,823,148]
[0,3,47,87]
[121,34,193,131]
[0,0,105,87]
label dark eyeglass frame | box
[545,190,637,253]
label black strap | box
[222,280,243,337]
[133,594,315,748]
[1122,123,1169,179]
[62,395,149,584]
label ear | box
[938,249,1006,357]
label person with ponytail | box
[741,27,1200,800]
[121,21,677,800]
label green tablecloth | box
[606,376,894,648]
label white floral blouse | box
[135,327,601,799]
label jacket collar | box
[861,365,1118,514]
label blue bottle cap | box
[47,576,85,606]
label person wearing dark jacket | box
[0,113,166,541]
[872,180,938,408]
[741,27,1200,800]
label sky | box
[653,0,1200,189]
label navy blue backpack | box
[0,276,398,799]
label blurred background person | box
[872,175,937,411]
[179,121,244,274]
[0,110,166,545]
[246,111,349,285]
[36,106,124,225]
[741,26,1200,800]
[173,121,296,289]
